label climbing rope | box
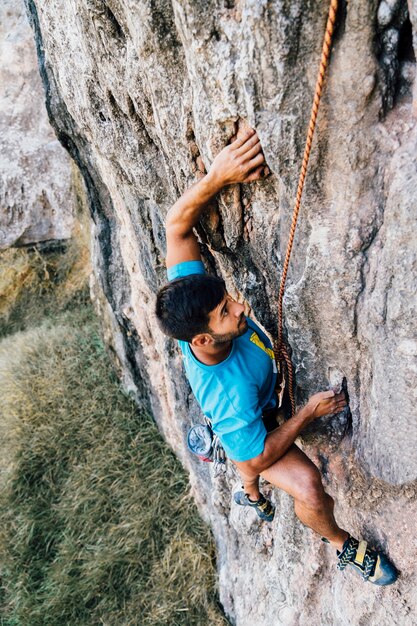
[274,0,339,416]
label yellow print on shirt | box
[250,332,275,361]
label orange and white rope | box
[274,0,339,416]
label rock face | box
[0,0,75,249]
[25,1,416,624]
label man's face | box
[206,293,248,344]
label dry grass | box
[0,212,228,625]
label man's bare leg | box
[259,444,349,550]
[237,468,261,501]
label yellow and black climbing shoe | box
[336,536,398,586]
[233,490,275,522]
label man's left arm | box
[165,128,268,269]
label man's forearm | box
[166,128,267,237]
[166,172,221,236]
[253,406,311,474]
[235,391,344,478]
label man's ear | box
[191,333,213,348]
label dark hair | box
[155,274,226,342]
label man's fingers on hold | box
[243,166,264,182]
[240,140,262,162]
[247,153,265,169]
[235,134,260,155]
[322,390,335,399]
[233,128,255,149]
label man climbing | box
[155,127,398,586]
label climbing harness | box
[274,0,339,416]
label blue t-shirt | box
[167,260,278,462]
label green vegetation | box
[0,233,227,625]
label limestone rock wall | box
[0,0,75,249]
[25,1,417,624]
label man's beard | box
[209,317,248,345]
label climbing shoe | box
[335,536,398,586]
[233,490,275,522]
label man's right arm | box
[165,128,268,269]
[236,390,347,476]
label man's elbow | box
[166,213,188,240]
[165,211,179,232]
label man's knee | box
[295,466,326,509]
